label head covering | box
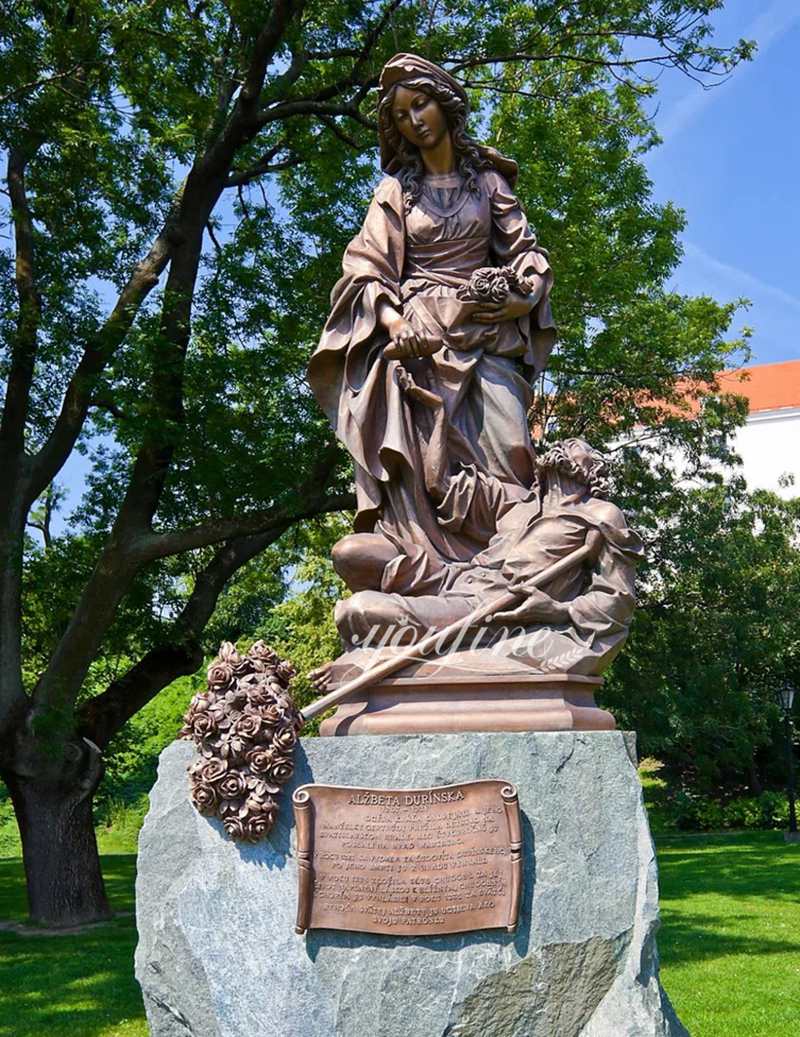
[379,53,469,109]
[378,52,519,186]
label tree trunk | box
[749,753,763,795]
[5,772,111,927]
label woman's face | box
[391,85,449,150]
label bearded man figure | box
[316,437,644,683]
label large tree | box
[1,1,752,926]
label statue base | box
[319,651,615,735]
[136,734,687,1037]
[320,672,614,735]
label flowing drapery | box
[308,170,555,562]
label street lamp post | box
[777,683,798,842]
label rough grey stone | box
[135,732,688,1037]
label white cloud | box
[658,0,800,141]
[682,240,800,313]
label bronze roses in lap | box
[456,265,535,304]
[181,640,303,842]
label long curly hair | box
[539,439,610,499]
[377,74,492,212]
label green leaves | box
[2,0,757,736]
[606,486,800,793]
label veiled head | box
[377,53,516,212]
[378,53,469,157]
[378,64,483,208]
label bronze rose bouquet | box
[457,265,534,304]
[181,641,303,842]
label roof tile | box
[718,359,800,414]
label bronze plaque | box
[292,779,522,936]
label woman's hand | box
[472,290,536,324]
[383,316,441,359]
[377,300,427,359]
[385,316,424,358]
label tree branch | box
[78,528,286,747]
[255,0,399,125]
[305,47,361,60]
[1,148,42,457]
[31,433,349,715]
[25,483,58,551]
[23,0,342,722]
[226,145,308,187]
[25,218,175,506]
[41,0,308,567]
[89,392,130,421]
[135,434,352,561]
[258,98,376,128]
[317,113,363,150]
[0,70,72,106]
[138,490,355,561]
[0,145,44,735]
[314,0,404,104]
[30,181,213,713]
[240,154,308,179]
[199,0,303,178]
[449,50,697,75]
[27,1,306,512]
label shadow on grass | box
[657,909,800,966]
[657,831,800,900]
[0,855,145,1037]
[655,831,800,969]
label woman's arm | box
[478,171,554,344]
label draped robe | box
[334,492,645,677]
[307,168,555,563]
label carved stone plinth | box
[320,673,614,735]
[136,733,687,1037]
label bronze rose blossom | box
[181,641,303,841]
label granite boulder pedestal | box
[135,731,688,1037]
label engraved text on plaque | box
[293,779,522,936]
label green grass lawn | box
[0,855,143,1037]
[656,831,800,1036]
[0,832,797,1036]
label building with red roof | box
[717,359,800,497]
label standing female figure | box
[308,53,555,568]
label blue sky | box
[643,0,800,365]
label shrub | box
[640,764,792,833]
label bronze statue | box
[308,53,555,563]
[183,54,643,839]
[306,54,642,732]
[327,437,643,678]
